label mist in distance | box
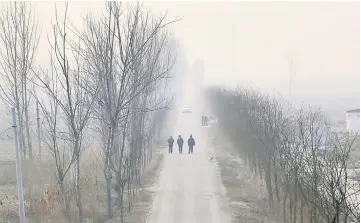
[0,2,359,223]
[0,1,359,127]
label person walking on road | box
[188,134,195,154]
[167,136,174,153]
[177,135,184,154]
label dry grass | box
[206,128,275,223]
[0,158,59,223]
[214,147,273,223]
[206,127,318,223]
[122,148,165,223]
[0,146,165,223]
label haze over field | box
[0,1,359,131]
[0,2,359,223]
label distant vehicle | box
[182,106,192,113]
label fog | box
[31,1,360,118]
[0,2,359,222]
[0,1,358,140]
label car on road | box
[181,106,192,114]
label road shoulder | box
[206,128,274,223]
[122,146,165,223]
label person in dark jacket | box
[177,135,184,154]
[188,134,195,154]
[167,136,174,153]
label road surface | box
[146,96,231,223]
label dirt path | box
[146,99,231,223]
[146,147,231,223]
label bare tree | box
[205,86,360,223]
[37,57,72,221]
[76,2,178,220]
[315,132,359,223]
[35,3,98,222]
[0,2,39,160]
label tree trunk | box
[16,105,26,159]
[24,105,33,160]
[300,199,304,223]
[289,192,293,223]
[149,146,153,163]
[75,155,83,222]
[105,145,112,219]
[258,159,263,180]
[104,128,113,220]
[273,159,280,202]
[36,101,41,161]
[60,180,71,223]
[293,187,298,223]
[20,119,26,159]
[120,186,125,223]
[106,174,112,219]
[23,79,33,160]
[128,179,131,212]
[265,160,273,209]
[283,192,288,223]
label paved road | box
[146,101,231,223]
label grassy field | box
[0,141,165,223]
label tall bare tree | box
[0,2,39,160]
[37,53,72,221]
[36,3,99,222]
[77,2,178,219]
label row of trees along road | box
[205,87,360,223]
[0,2,181,222]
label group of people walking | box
[167,135,195,154]
[201,116,208,126]
[201,116,214,126]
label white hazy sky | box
[33,1,360,111]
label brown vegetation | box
[205,87,360,223]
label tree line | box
[0,2,181,222]
[205,87,360,223]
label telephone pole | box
[288,59,293,97]
[232,24,237,77]
[12,107,26,223]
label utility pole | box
[288,59,293,97]
[232,24,237,77]
[12,107,26,223]
[288,57,298,99]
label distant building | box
[346,109,360,133]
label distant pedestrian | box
[167,136,174,153]
[177,135,184,154]
[188,134,195,154]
